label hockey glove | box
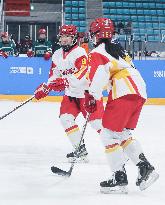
[27,50,34,57]
[34,83,50,100]
[0,50,8,58]
[48,78,69,92]
[84,91,97,113]
[44,52,51,60]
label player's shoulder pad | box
[52,47,63,59]
[72,46,87,58]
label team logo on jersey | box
[60,68,75,75]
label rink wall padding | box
[0,95,165,105]
[0,57,165,105]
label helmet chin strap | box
[61,42,77,52]
[62,45,72,52]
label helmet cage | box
[58,25,78,51]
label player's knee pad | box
[120,129,143,165]
[100,128,121,147]
[89,119,102,133]
[119,129,133,147]
[60,113,75,129]
[120,129,140,150]
[100,128,127,171]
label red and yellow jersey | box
[48,45,88,98]
[88,43,147,100]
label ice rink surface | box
[0,100,164,205]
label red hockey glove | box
[84,91,97,113]
[34,83,50,100]
[27,50,33,57]
[48,78,69,92]
[0,50,8,58]
[44,52,51,60]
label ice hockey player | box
[0,32,18,57]
[18,34,33,55]
[84,17,159,193]
[34,24,104,162]
[30,28,52,60]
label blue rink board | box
[0,57,165,98]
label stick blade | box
[51,166,71,177]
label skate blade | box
[100,186,128,194]
[67,156,89,163]
[140,171,159,191]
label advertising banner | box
[0,57,165,98]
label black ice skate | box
[100,169,128,194]
[136,153,159,191]
[66,144,88,163]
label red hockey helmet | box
[59,25,78,36]
[38,28,46,35]
[89,18,114,44]
[58,25,78,51]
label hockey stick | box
[0,96,35,121]
[51,112,90,177]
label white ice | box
[0,100,164,205]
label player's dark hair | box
[99,39,126,60]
